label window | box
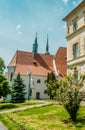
[10,72,13,81]
[37,79,41,83]
[73,43,78,59]
[33,61,37,66]
[67,27,70,34]
[84,14,85,24]
[73,21,78,31]
[84,38,85,54]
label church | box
[7,34,67,99]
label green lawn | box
[0,104,85,130]
[0,100,43,111]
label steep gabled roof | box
[8,47,67,77]
[8,50,54,76]
[54,47,67,77]
[8,52,17,67]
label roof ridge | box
[15,50,54,56]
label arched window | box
[37,79,41,83]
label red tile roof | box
[8,47,67,77]
[54,47,67,77]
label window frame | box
[73,21,78,32]
[73,43,78,59]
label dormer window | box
[33,61,37,66]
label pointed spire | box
[46,34,49,54]
[35,32,38,46]
[32,33,38,59]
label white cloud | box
[72,0,83,7]
[62,0,69,4]
[16,24,22,35]
[16,24,21,30]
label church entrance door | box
[36,92,40,99]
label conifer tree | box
[45,72,58,99]
[11,73,26,103]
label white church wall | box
[30,75,49,99]
[7,73,49,100]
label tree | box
[46,80,59,99]
[11,73,26,103]
[58,74,85,121]
[45,72,59,99]
[47,72,56,82]
[0,57,5,73]
[0,71,10,98]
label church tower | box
[32,33,38,59]
[46,34,50,54]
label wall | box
[7,68,49,100]
[66,6,85,75]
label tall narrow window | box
[73,21,78,31]
[73,43,78,59]
[67,27,70,34]
[84,38,85,54]
[10,72,13,81]
[84,14,85,24]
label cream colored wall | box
[66,6,85,72]
[67,30,85,61]
[67,8,85,35]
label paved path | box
[0,122,7,130]
[0,102,52,114]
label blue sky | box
[0,0,83,67]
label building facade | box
[63,0,85,77]
[7,35,67,100]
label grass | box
[0,104,85,130]
[0,100,43,111]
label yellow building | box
[63,0,85,77]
